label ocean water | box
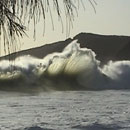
[0,40,130,130]
[0,91,130,130]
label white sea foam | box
[0,40,130,91]
[102,60,130,89]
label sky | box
[1,0,130,55]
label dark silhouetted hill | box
[1,33,130,65]
[74,33,130,63]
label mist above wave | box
[0,40,130,92]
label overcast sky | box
[2,0,130,54]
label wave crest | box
[0,40,130,92]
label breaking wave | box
[0,40,130,92]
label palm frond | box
[0,0,97,55]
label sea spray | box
[0,40,130,92]
[102,61,130,89]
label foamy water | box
[0,91,130,130]
[0,40,130,92]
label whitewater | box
[0,40,130,92]
[0,40,130,130]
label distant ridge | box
[1,33,130,64]
[74,33,130,63]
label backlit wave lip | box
[0,40,130,92]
